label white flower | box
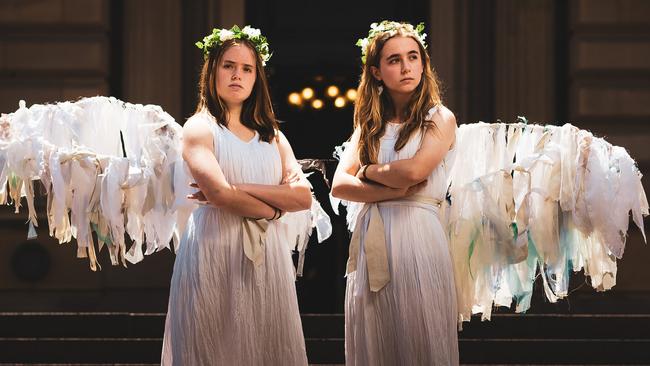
[219,30,235,42]
[360,38,369,52]
[242,26,261,38]
[420,32,427,42]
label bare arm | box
[331,128,419,203]
[235,131,312,212]
[182,117,276,219]
[361,106,457,188]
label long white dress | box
[344,107,460,365]
[161,112,308,365]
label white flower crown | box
[195,25,272,66]
[356,21,427,64]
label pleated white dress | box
[161,113,308,365]
[344,108,460,365]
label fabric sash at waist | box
[346,194,442,292]
[195,205,270,266]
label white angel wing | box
[1,96,331,272]
[444,121,648,326]
[1,97,184,270]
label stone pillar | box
[122,0,182,120]
[494,0,556,123]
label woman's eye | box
[223,64,233,69]
[409,55,419,61]
[389,59,398,64]
[244,67,253,73]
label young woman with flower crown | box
[332,21,460,365]
[161,25,311,365]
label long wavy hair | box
[354,27,442,165]
[195,38,277,142]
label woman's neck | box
[226,103,243,126]
[387,90,411,122]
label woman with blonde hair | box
[332,21,459,365]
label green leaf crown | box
[356,21,427,64]
[195,25,271,66]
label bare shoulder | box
[275,129,289,145]
[275,128,298,156]
[182,112,213,146]
[431,105,457,131]
[274,129,295,154]
[425,105,457,149]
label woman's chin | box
[221,94,250,106]
[389,86,418,95]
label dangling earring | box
[378,84,384,95]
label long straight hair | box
[354,28,442,165]
[195,38,277,142]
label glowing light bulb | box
[334,96,346,108]
[288,92,301,105]
[326,85,339,97]
[301,87,314,100]
[311,99,324,109]
[345,88,358,101]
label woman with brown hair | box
[332,21,459,365]
[161,26,311,365]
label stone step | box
[1,312,649,364]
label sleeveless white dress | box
[161,112,308,365]
[344,107,460,365]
